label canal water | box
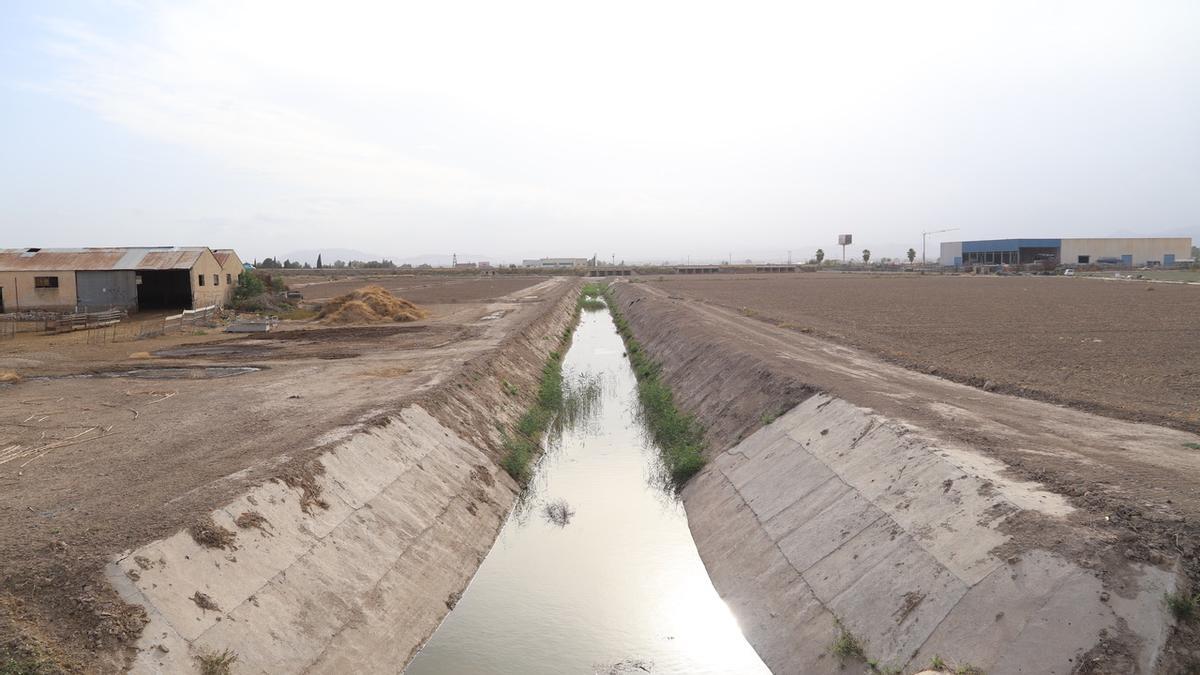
[405,305,770,674]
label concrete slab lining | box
[106,406,516,674]
[684,394,1174,673]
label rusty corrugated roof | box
[212,249,240,267]
[0,247,212,272]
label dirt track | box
[0,276,570,671]
[644,273,1200,433]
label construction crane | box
[921,228,959,266]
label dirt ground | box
[0,276,572,671]
[287,274,545,304]
[614,280,1200,671]
[642,272,1200,433]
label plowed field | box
[645,273,1200,432]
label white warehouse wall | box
[939,241,962,267]
[1060,238,1191,266]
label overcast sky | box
[1,0,1197,263]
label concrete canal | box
[406,304,768,674]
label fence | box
[0,311,60,338]
[0,305,219,342]
[46,309,127,334]
[151,305,219,337]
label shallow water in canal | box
[405,306,769,674]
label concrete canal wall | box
[105,281,581,673]
[612,282,1179,674]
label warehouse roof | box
[212,249,241,267]
[0,247,214,272]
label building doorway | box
[136,270,192,310]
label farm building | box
[0,246,240,313]
[939,237,1193,268]
[213,249,245,289]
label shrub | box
[1166,591,1198,622]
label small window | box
[213,274,220,286]
[1077,255,1090,264]
[198,274,205,286]
[34,276,59,288]
[226,273,232,285]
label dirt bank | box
[0,277,580,672]
[642,273,1200,434]
[612,281,1199,674]
[293,274,546,304]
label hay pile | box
[319,285,428,325]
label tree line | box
[810,248,918,265]
[254,257,403,269]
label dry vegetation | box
[187,516,237,550]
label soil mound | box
[319,286,428,325]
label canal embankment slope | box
[611,280,1198,674]
[101,277,582,673]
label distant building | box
[0,246,241,313]
[522,257,588,269]
[939,237,1193,268]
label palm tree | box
[815,249,825,264]
[907,248,917,263]
[862,249,871,264]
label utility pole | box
[921,228,959,266]
[788,250,792,265]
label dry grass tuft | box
[541,498,576,526]
[190,591,220,612]
[0,371,22,384]
[187,516,237,550]
[234,511,271,534]
[127,352,152,359]
[319,285,428,325]
[278,461,330,514]
[195,647,238,675]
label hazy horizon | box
[2,1,1198,263]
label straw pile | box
[319,286,428,325]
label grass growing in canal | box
[502,284,601,485]
[582,282,606,298]
[502,347,566,484]
[604,285,706,485]
[578,283,607,311]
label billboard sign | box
[838,234,853,245]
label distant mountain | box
[280,249,495,267]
